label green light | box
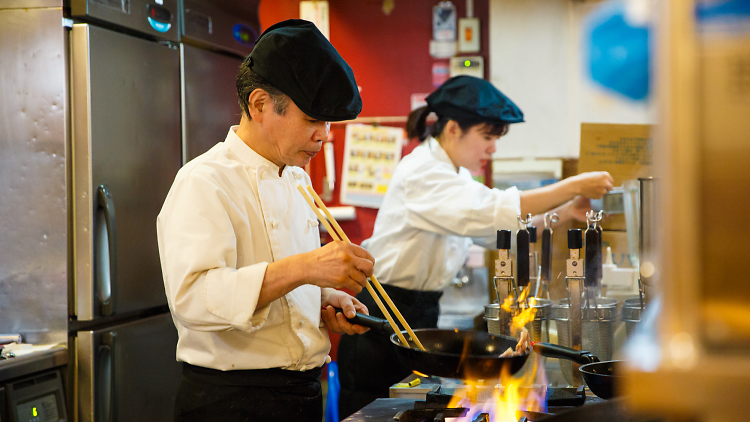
[33,407,38,417]
[464,60,471,67]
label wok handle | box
[533,342,600,365]
[332,308,391,333]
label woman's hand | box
[303,242,374,293]
[320,288,370,335]
[570,171,614,199]
[561,196,592,223]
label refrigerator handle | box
[97,185,117,316]
[101,331,117,422]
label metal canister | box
[484,298,552,342]
[552,298,618,385]
[621,297,644,338]
[484,302,508,336]
[527,298,552,343]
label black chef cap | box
[426,75,524,124]
[248,19,362,122]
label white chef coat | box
[362,137,521,291]
[157,126,329,372]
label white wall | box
[489,0,656,159]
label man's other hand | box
[320,289,370,335]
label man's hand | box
[570,171,614,199]
[320,288,370,335]
[304,242,374,293]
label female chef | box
[337,75,613,418]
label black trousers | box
[337,284,442,420]
[174,363,323,422]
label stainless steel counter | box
[0,349,68,382]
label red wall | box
[258,0,491,361]
[260,0,490,242]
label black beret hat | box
[249,19,362,122]
[426,75,524,124]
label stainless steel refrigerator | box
[69,0,183,420]
[179,0,259,163]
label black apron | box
[337,284,442,420]
[175,363,323,422]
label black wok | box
[579,360,623,399]
[517,339,623,399]
[339,310,599,380]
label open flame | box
[500,288,539,337]
[445,302,547,421]
[446,353,547,421]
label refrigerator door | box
[181,44,242,163]
[71,24,181,321]
[77,313,182,422]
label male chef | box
[157,20,372,422]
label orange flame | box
[500,288,539,337]
[511,306,538,337]
[500,294,516,313]
[412,370,428,378]
[446,353,548,421]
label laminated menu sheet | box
[340,124,404,209]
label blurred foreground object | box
[585,0,651,101]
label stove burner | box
[394,407,468,421]
[392,384,586,422]
[395,386,468,421]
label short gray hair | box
[236,58,289,118]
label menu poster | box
[340,124,404,209]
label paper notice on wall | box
[300,1,330,40]
[340,124,404,209]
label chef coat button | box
[271,221,280,229]
[308,218,318,227]
[294,172,303,180]
[260,171,268,180]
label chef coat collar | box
[225,126,284,176]
[426,136,459,172]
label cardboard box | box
[578,123,654,231]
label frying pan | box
[579,360,623,399]
[339,310,599,380]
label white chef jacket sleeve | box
[157,170,271,333]
[404,164,521,243]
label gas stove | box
[343,384,597,422]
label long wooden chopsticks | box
[296,184,426,351]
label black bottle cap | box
[497,230,511,250]
[568,229,583,250]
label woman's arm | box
[520,171,613,216]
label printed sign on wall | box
[340,124,404,209]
